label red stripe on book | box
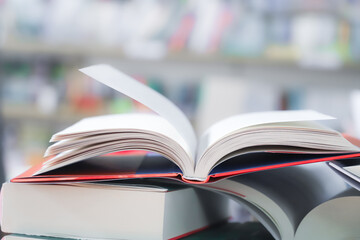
[179,153,360,184]
[11,153,360,184]
[168,219,229,240]
[205,185,246,198]
[11,172,181,183]
[209,153,360,181]
[180,175,211,184]
[12,162,45,180]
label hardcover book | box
[12,64,360,184]
[1,180,229,240]
[4,163,360,240]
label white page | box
[295,193,360,240]
[79,64,197,158]
[206,180,287,240]
[50,113,191,161]
[197,110,335,161]
[345,165,360,176]
[51,114,183,143]
[212,163,348,240]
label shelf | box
[0,40,292,64]
[1,40,125,60]
[1,41,360,88]
[2,40,359,67]
[1,104,106,124]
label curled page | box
[79,64,197,158]
[197,110,336,162]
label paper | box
[198,110,335,161]
[345,165,360,177]
[42,113,193,175]
[79,64,197,158]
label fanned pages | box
[79,64,197,158]
[40,114,194,176]
[14,64,360,183]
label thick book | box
[0,180,229,240]
[12,64,360,184]
[1,222,274,240]
[4,163,359,240]
[202,162,360,240]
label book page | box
[344,165,360,176]
[295,190,360,240]
[204,181,285,240]
[238,162,348,232]
[79,64,197,159]
[197,110,335,161]
[328,162,360,191]
[42,114,194,175]
[209,162,348,240]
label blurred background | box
[0,0,360,193]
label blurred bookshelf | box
[1,0,360,180]
[2,41,360,92]
[1,1,360,235]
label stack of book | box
[1,179,230,239]
[2,65,360,240]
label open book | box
[12,64,360,184]
[205,162,360,240]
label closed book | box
[0,181,229,240]
[1,222,274,240]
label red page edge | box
[11,152,360,184]
[169,218,229,240]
